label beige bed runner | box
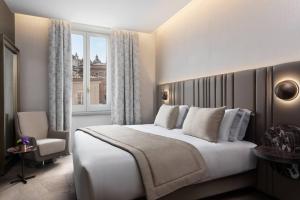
[79,125,208,200]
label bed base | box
[156,170,256,200]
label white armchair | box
[15,111,69,162]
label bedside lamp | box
[275,80,299,101]
[161,91,168,101]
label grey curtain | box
[111,30,141,125]
[48,19,72,131]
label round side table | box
[253,146,300,179]
[7,145,37,184]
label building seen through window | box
[71,32,108,112]
[72,53,106,105]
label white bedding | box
[73,124,257,200]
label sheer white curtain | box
[48,19,72,131]
[111,30,141,125]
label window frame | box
[71,29,111,113]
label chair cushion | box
[17,112,48,139]
[37,138,66,156]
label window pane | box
[89,36,107,105]
[72,34,84,105]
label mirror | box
[0,34,19,174]
[4,46,18,153]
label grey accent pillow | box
[228,109,252,141]
[154,105,179,129]
[183,107,226,142]
[175,105,189,128]
[237,109,252,140]
[218,108,240,141]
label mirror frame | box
[0,33,20,174]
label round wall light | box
[275,80,299,101]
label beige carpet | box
[0,156,75,200]
[0,155,272,200]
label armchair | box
[15,111,69,162]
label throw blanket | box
[79,125,208,200]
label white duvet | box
[72,124,257,200]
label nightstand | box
[253,146,300,200]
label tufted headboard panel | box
[157,61,300,144]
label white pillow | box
[218,108,240,141]
[175,105,189,128]
[154,104,179,129]
[182,107,198,134]
[228,109,252,141]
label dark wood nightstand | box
[253,146,300,200]
[253,146,300,178]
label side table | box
[7,145,37,184]
[253,146,300,179]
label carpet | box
[0,155,75,200]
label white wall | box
[155,0,300,84]
[15,14,156,133]
[138,32,156,123]
[71,114,112,133]
[15,14,49,111]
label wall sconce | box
[275,80,299,101]
[161,91,168,101]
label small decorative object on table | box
[7,136,37,184]
[253,125,300,179]
[17,136,30,152]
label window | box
[76,92,83,105]
[72,31,110,113]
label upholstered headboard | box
[157,61,300,144]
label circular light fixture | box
[275,80,299,101]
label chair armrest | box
[28,137,38,147]
[48,130,70,140]
[48,130,70,154]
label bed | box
[72,62,300,200]
[73,124,257,200]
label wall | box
[15,14,156,133]
[15,14,49,111]
[155,0,300,84]
[138,32,156,124]
[0,0,14,42]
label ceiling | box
[4,0,192,32]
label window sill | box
[72,110,111,116]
